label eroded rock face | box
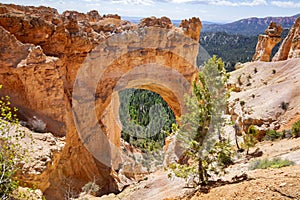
[252,22,282,62]
[179,17,202,41]
[228,59,300,137]
[0,3,201,199]
[273,16,300,61]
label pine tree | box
[170,56,233,186]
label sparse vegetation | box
[242,125,258,155]
[240,101,245,106]
[237,75,242,85]
[254,67,258,73]
[272,69,276,74]
[280,101,289,111]
[82,181,101,196]
[291,120,300,138]
[249,157,295,170]
[0,85,27,199]
[263,130,283,141]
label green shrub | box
[292,120,300,138]
[0,85,33,199]
[280,102,289,111]
[241,125,258,154]
[0,86,21,198]
[249,157,294,170]
[240,101,245,106]
[263,130,283,141]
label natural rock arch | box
[0,4,202,198]
[72,27,200,169]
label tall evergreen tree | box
[170,56,233,186]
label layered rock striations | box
[252,22,282,62]
[273,16,300,61]
[0,3,201,199]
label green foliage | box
[249,157,295,170]
[241,125,258,154]
[119,89,176,152]
[0,85,26,199]
[291,120,300,138]
[199,32,258,71]
[263,130,283,141]
[171,56,233,186]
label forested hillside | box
[202,14,299,35]
[119,89,176,151]
[200,29,289,71]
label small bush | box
[237,75,242,85]
[0,85,27,198]
[82,181,100,195]
[263,130,282,141]
[272,69,276,74]
[241,125,258,154]
[280,102,289,111]
[254,68,258,74]
[249,157,294,170]
[240,101,245,106]
[292,120,300,138]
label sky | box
[0,0,299,22]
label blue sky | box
[0,0,299,22]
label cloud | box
[271,0,300,8]
[112,0,154,5]
[171,0,267,6]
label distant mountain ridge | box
[202,14,300,35]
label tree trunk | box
[198,157,205,185]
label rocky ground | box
[73,137,300,200]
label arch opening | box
[118,88,176,152]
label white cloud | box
[271,0,300,8]
[171,0,205,3]
[112,0,154,5]
[211,0,267,6]
[171,0,267,6]
[241,0,267,6]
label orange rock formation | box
[252,22,282,62]
[0,3,201,199]
[273,16,300,61]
